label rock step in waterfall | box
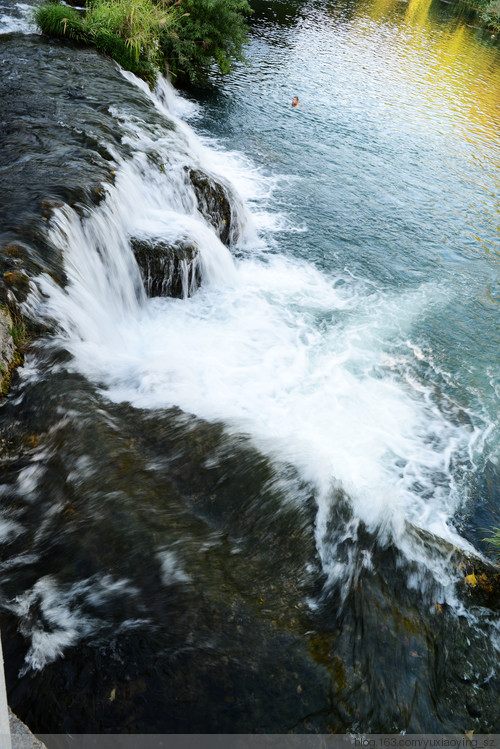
[131,168,239,299]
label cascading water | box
[31,74,487,587]
[2,0,500,734]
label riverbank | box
[34,0,252,86]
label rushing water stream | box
[1,0,500,735]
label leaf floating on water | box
[465,573,477,587]
[409,650,421,658]
[109,688,116,702]
[297,685,302,694]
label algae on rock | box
[0,307,17,395]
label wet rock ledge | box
[131,238,200,298]
[131,167,240,300]
[0,307,18,397]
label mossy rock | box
[0,307,21,397]
[131,237,201,298]
[3,270,30,295]
[458,555,500,609]
[187,168,238,246]
[40,198,65,220]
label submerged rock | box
[187,168,238,246]
[131,237,201,298]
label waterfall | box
[23,76,489,609]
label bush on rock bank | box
[34,0,252,86]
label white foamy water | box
[7,575,145,673]
[0,2,36,34]
[29,76,488,594]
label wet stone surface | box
[188,168,239,246]
[131,237,201,298]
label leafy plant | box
[160,0,252,82]
[34,0,252,86]
[480,0,500,30]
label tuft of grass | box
[91,27,158,82]
[9,320,27,349]
[85,0,175,64]
[35,0,159,82]
[484,528,500,559]
[34,2,85,41]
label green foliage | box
[484,528,500,559]
[480,0,500,30]
[160,0,252,83]
[9,319,27,349]
[90,28,158,82]
[34,0,252,86]
[34,2,85,41]
[459,0,500,29]
[85,0,174,63]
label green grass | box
[484,528,500,560]
[9,320,27,349]
[85,0,174,64]
[34,3,85,41]
[34,0,158,81]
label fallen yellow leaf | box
[465,573,477,587]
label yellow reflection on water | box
[351,0,500,147]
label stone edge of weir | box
[0,632,47,749]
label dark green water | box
[0,0,500,736]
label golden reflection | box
[404,0,434,29]
[350,0,500,147]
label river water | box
[1,0,500,735]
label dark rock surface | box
[131,237,201,298]
[187,168,238,246]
